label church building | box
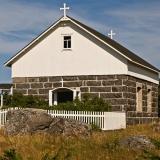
[5,4,159,125]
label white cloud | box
[0,2,61,33]
[0,1,61,54]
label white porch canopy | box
[0,84,13,108]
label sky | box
[0,0,160,83]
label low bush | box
[90,123,102,131]
[51,93,112,111]
[2,92,48,109]
[2,93,112,112]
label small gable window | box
[64,36,71,49]
[61,34,73,51]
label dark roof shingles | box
[0,84,12,89]
[69,16,159,72]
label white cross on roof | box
[60,3,69,18]
[108,30,116,39]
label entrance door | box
[49,87,80,106]
[57,91,73,103]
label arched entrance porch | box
[49,87,80,106]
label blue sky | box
[0,0,160,83]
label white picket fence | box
[0,107,19,128]
[48,110,126,130]
[0,108,126,130]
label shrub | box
[2,92,48,109]
[2,93,112,112]
[52,93,112,111]
[90,123,102,131]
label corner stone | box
[13,77,27,83]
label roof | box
[69,16,159,72]
[0,84,12,89]
[4,16,159,72]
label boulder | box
[152,123,160,133]
[48,117,92,137]
[4,108,53,136]
[119,135,155,148]
[4,108,92,137]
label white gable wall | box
[12,21,128,78]
[128,61,159,84]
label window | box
[147,89,152,112]
[136,86,142,112]
[63,36,71,49]
[61,34,73,51]
[136,82,142,112]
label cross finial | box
[60,78,64,87]
[60,3,69,18]
[108,30,116,39]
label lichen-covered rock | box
[4,108,92,137]
[119,135,155,148]
[48,117,92,137]
[4,108,53,135]
[152,123,160,133]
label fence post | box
[0,93,3,108]
[104,112,107,130]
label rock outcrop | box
[4,108,92,137]
[119,135,155,148]
[152,123,160,133]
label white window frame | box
[61,33,73,51]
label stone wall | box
[12,75,159,125]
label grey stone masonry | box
[12,75,159,125]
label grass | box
[0,124,160,160]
